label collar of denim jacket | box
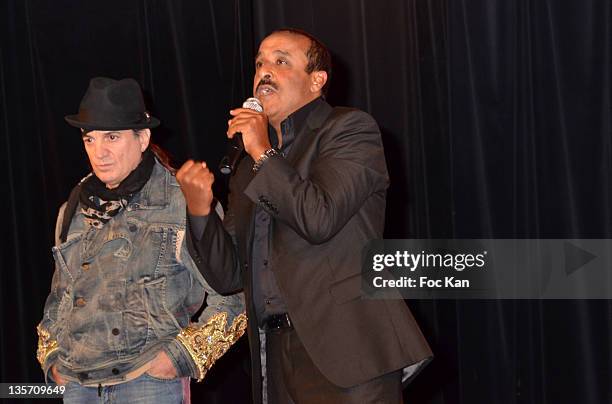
[127,160,170,210]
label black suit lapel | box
[284,101,334,165]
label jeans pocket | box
[142,371,180,382]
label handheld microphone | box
[219,97,263,175]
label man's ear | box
[138,129,151,152]
[310,71,328,93]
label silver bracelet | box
[252,148,279,172]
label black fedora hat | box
[65,77,160,130]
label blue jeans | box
[62,373,188,404]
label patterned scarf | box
[79,149,155,229]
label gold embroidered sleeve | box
[176,311,247,382]
[36,324,59,369]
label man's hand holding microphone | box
[177,97,268,215]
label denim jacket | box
[38,161,244,385]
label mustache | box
[256,78,278,91]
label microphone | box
[219,97,264,175]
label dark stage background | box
[1,1,610,403]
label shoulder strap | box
[59,184,82,244]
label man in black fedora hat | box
[37,77,246,403]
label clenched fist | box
[176,160,215,216]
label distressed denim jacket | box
[37,161,245,385]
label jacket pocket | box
[141,276,182,339]
[147,226,185,275]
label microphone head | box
[242,97,263,113]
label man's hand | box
[176,160,215,216]
[146,350,178,380]
[51,365,67,386]
[227,108,271,161]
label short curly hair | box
[269,28,332,96]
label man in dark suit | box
[177,28,432,403]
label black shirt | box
[251,97,323,325]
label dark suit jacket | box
[189,100,432,403]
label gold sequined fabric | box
[176,311,248,382]
[36,324,59,368]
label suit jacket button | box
[81,262,90,271]
[75,297,87,307]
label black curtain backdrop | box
[443,2,610,403]
[1,1,610,403]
